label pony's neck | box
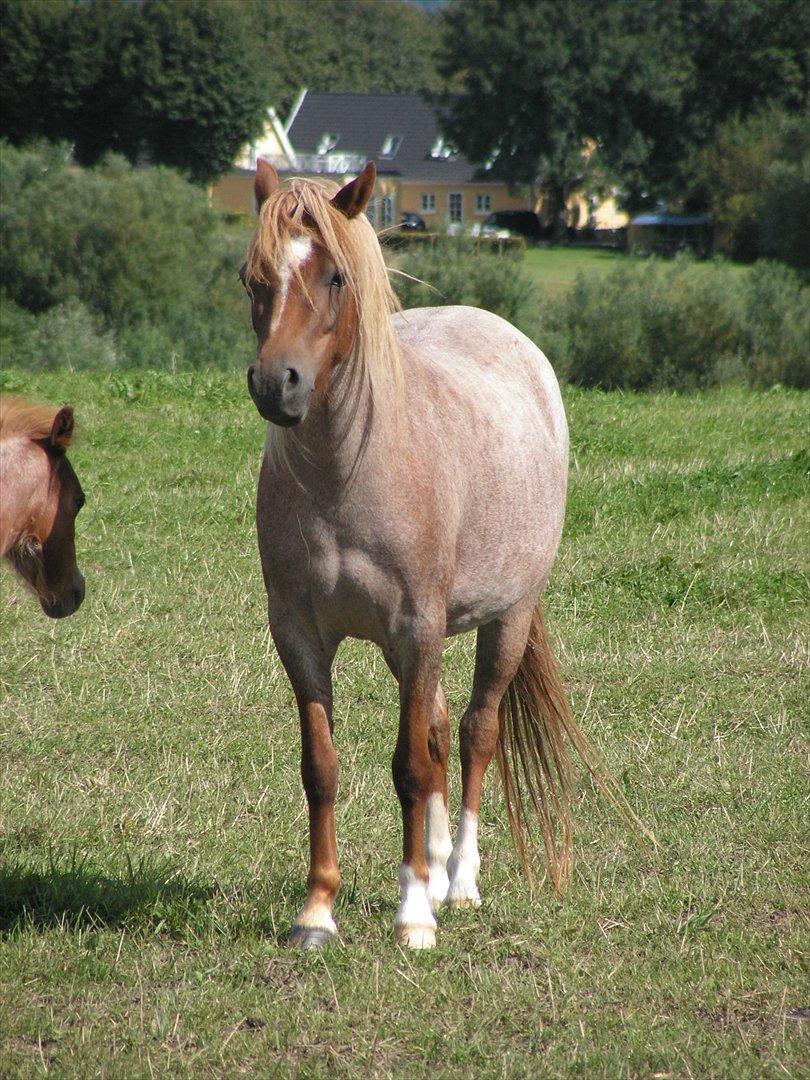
[269,357,395,488]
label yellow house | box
[212,89,628,233]
[212,89,533,228]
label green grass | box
[1,367,807,1078]
[522,246,753,298]
[523,246,628,294]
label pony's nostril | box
[247,364,257,391]
[286,367,301,387]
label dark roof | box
[631,213,710,227]
[286,91,486,184]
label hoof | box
[289,925,336,950]
[394,924,436,950]
[444,895,482,910]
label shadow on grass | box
[0,849,213,935]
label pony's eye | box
[331,271,345,289]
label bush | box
[0,141,251,368]
[537,257,809,390]
[389,236,537,336]
[0,295,119,370]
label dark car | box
[399,212,426,231]
[476,211,546,243]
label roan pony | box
[243,160,634,949]
[0,396,85,618]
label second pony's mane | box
[244,176,403,413]
[0,396,70,445]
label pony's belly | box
[445,573,547,636]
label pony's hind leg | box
[424,683,452,911]
[446,598,535,908]
[270,622,341,949]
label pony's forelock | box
[0,396,70,446]
[245,176,403,443]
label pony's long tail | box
[495,602,653,897]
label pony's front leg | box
[392,639,444,950]
[271,625,340,949]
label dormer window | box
[380,134,402,158]
[430,136,457,160]
[317,132,340,154]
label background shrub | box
[391,244,808,391]
[0,141,251,368]
[390,236,537,337]
[535,258,809,390]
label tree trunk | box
[546,176,568,243]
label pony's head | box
[242,160,400,428]
[0,397,86,618]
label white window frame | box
[420,193,436,214]
[380,134,402,158]
[316,132,340,154]
[448,191,463,224]
[380,193,395,228]
[475,193,492,214]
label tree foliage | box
[0,0,443,181]
[437,0,809,220]
[1,0,270,183]
[251,0,443,117]
[697,108,810,268]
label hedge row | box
[1,142,251,369]
[2,144,807,390]
[392,240,809,390]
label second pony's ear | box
[254,158,279,210]
[330,161,376,219]
[49,406,74,450]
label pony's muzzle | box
[248,364,312,426]
[41,570,85,619]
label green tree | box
[698,108,810,268]
[437,0,809,224]
[0,0,271,184]
[436,0,682,235]
[252,0,443,118]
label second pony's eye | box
[331,270,345,289]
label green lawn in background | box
[0,367,807,1078]
[524,246,628,294]
[523,246,753,298]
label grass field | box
[1,367,807,1078]
[521,246,753,298]
[523,246,627,294]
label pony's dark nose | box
[248,363,312,426]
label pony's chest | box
[258,490,409,642]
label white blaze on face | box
[273,236,313,331]
[424,792,452,911]
[445,807,482,907]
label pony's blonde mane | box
[0,396,69,444]
[244,176,403,418]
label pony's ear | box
[331,162,376,219]
[49,406,74,449]
[254,158,279,210]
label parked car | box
[472,211,545,243]
[399,212,426,231]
